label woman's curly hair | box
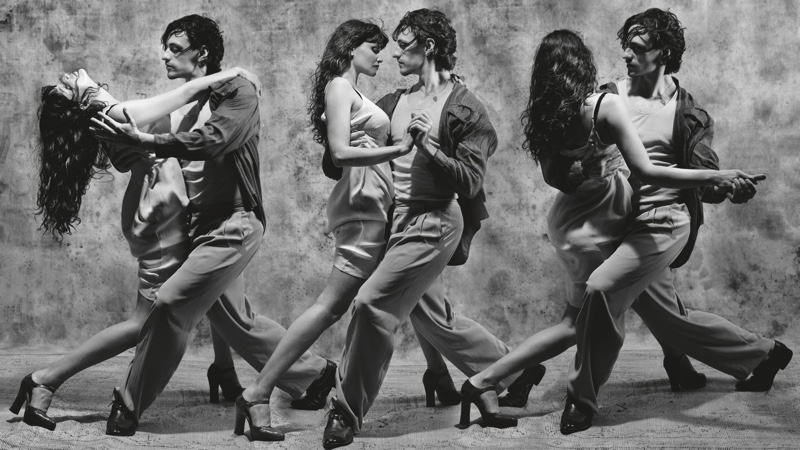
[36,84,110,241]
[521,30,597,164]
[308,19,388,181]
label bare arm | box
[326,77,412,167]
[600,95,764,190]
[105,67,260,126]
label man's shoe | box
[106,388,137,436]
[322,399,353,449]
[560,397,593,435]
[291,359,337,410]
[498,364,546,407]
[736,340,793,392]
[663,354,707,392]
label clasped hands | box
[350,111,434,157]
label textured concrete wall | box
[1,0,798,360]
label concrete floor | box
[1,341,798,449]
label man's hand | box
[409,112,434,157]
[727,177,759,203]
[349,130,378,148]
[581,148,625,179]
[90,108,154,152]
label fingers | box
[122,107,136,128]
[89,117,117,134]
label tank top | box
[323,81,393,232]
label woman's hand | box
[90,108,153,152]
[349,130,379,148]
[408,112,433,157]
[236,67,263,96]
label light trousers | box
[122,210,327,418]
[568,204,772,413]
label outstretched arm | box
[600,94,765,191]
[326,77,413,167]
[105,67,261,126]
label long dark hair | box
[521,30,597,164]
[308,19,388,180]
[36,84,111,240]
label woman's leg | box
[242,266,363,407]
[29,294,153,410]
[469,303,580,390]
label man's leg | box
[633,268,771,379]
[121,211,263,418]
[207,276,327,399]
[410,276,516,390]
[568,204,693,414]
[335,201,463,431]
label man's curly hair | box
[618,8,686,74]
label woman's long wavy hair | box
[308,19,388,180]
[37,84,110,241]
[521,30,597,164]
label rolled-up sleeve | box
[153,78,260,160]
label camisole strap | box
[592,92,606,126]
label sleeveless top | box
[546,93,633,307]
[323,81,393,232]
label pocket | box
[414,210,443,242]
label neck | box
[416,64,451,93]
[182,67,208,83]
[628,66,672,98]
[342,65,359,87]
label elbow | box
[329,150,344,168]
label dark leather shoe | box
[207,363,244,403]
[106,388,137,436]
[663,354,707,392]
[422,369,461,407]
[560,397,593,435]
[736,340,793,392]
[498,364,546,407]
[322,399,353,449]
[292,359,337,410]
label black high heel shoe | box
[459,380,517,429]
[498,364,546,407]
[663,354,707,392]
[207,363,244,403]
[234,396,285,442]
[9,374,57,431]
[736,340,793,392]
[422,369,462,407]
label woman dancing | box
[234,20,455,442]
[10,66,259,430]
[458,29,763,429]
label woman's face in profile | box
[54,69,97,101]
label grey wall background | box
[1,0,798,361]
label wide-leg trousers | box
[122,210,327,418]
[567,203,772,413]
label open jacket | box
[541,77,721,268]
[375,82,499,265]
[153,77,266,230]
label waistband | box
[394,198,457,213]
[188,200,248,216]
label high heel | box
[291,359,337,410]
[9,374,57,431]
[422,369,461,407]
[498,364,546,407]
[208,363,244,403]
[663,354,706,392]
[458,380,517,429]
[234,395,285,441]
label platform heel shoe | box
[663,354,707,392]
[736,340,793,392]
[498,364,546,407]
[207,363,244,403]
[459,380,517,429]
[290,359,337,410]
[9,374,57,431]
[422,369,462,407]
[233,396,285,442]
